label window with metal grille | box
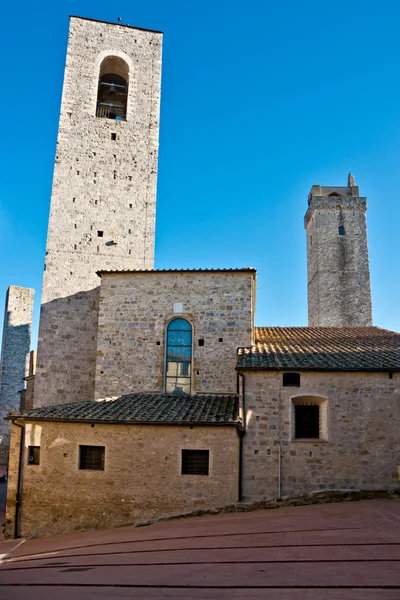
[295,405,319,438]
[181,450,209,475]
[79,445,105,471]
[165,318,192,394]
[283,372,300,387]
[27,446,40,465]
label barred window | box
[295,405,320,439]
[165,318,192,394]
[27,446,40,466]
[181,450,209,475]
[79,445,105,471]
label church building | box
[1,16,399,539]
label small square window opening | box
[79,445,105,470]
[198,339,204,347]
[97,231,104,237]
[181,450,209,475]
[111,133,117,141]
[283,373,300,387]
[28,446,40,465]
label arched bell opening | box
[96,56,129,121]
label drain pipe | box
[237,372,246,502]
[12,420,25,539]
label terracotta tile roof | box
[7,393,240,426]
[237,326,400,371]
[97,267,256,275]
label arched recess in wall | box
[96,56,129,120]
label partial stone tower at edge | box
[35,16,163,408]
[304,174,373,327]
[0,286,34,465]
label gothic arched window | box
[96,56,129,121]
[165,319,192,394]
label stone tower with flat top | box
[35,16,163,407]
[304,174,372,327]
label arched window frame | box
[96,56,129,121]
[164,318,193,395]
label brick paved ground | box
[0,499,399,599]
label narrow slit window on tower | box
[96,56,129,121]
[338,226,345,236]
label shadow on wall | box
[34,287,100,409]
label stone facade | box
[95,270,255,399]
[242,370,400,500]
[35,17,163,408]
[5,420,239,538]
[0,286,34,465]
[305,177,373,327]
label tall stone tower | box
[35,16,163,407]
[304,174,372,327]
[0,286,34,464]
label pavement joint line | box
[1,558,400,571]
[1,525,370,560]
[4,541,400,564]
[0,584,399,589]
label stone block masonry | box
[242,370,400,500]
[0,286,34,465]
[35,17,162,407]
[95,270,255,398]
[304,177,372,326]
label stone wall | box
[35,17,162,408]
[5,421,239,538]
[95,270,255,398]
[305,192,372,327]
[242,370,400,500]
[0,286,34,465]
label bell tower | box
[304,174,372,327]
[35,16,163,407]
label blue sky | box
[1,0,400,347]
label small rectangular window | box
[28,446,40,465]
[111,133,117,141]
[338,226,345,236]
[97,231,104,237]
[182,450,209,475]
[283,373,300,387]
[198,339,204,347]
[295,405,319,439]
[79,445,105,470]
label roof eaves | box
[7,415,240,426]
